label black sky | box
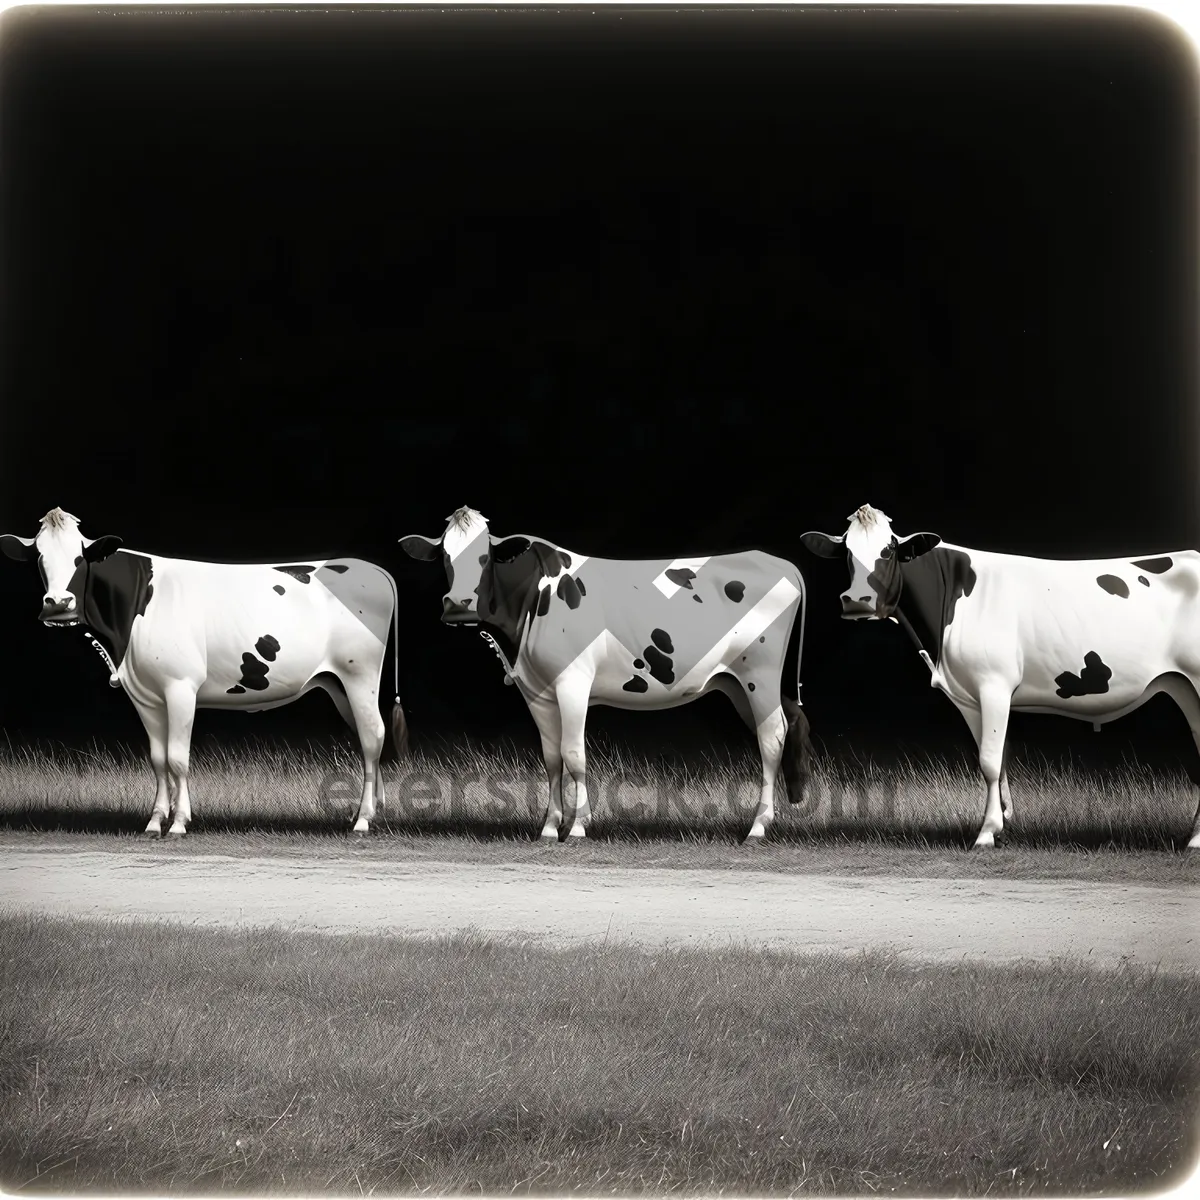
[0,6,1196,760]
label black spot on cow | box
[235,652,271,692]
[227,685,246,694]
[651,628,674,653]
[1139,576,1150,587]
[556,574,583,610]
[1096,574,1129,598]
[1132,556,1173,574]
[622,675,649,693]
[479,554,489,566]
[66,550,156,668]
[531,543,572,576]
[633,658,645,669]
[472,541,567,667]
[724,580,745,602]
[73,555,83,566]
[273,584,285,595]
[693,594,703,603]
[747,682,756,692]
[255,635,281,662]
[759,636,765,643]
[665,568,696,590]
[644,645,675,684]
[275,564,315,584]
[324,563,348,574]
[576,577,586,596]
[1055,651,1112,698]
[894,549,977,666]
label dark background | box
[0,6,1196,767]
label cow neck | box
[894,548,976,667]
[479,546,550,665]
[78,552,155,667]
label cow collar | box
[84,632,122,687]
[479,629,518,685]
[889,606,937,676]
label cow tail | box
[781,566,814,804]
[379,565,410,759]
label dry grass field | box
[0,737,1196,884]
[0,913,1196,1196]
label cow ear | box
[799,531,845,559]
[0,534,37,562]
[895,532,941,562]
[398,534,443,561]
[83,535,122,562]
[490,535,532,564]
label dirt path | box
[1,847,1195,968]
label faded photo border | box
[0,2,1197,1199]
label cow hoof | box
[538,832,558,845]
[142,829,162,839]
[165,830,185,840]
[350,828,368,839]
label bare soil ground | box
[3,846,1195,968]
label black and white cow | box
[401,507,813,842]
[801,504,1200,850]
[1,508,407,836]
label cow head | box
[400,506,535,626]
[800,505,940,620]
[0,508,123,625]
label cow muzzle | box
[41,594,79,626]
[839,595,878,620]
[441,598,478,625]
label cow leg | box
[1000,740,1014,823]
[556,680,593,840]
[711,674,789,840]
[317,676,386,831]
[712,674,784,841]
[164,684,199,837]
[337,675,386,836]
[1174,691,1200,849]
[1156,675,1200,850]
[960,687,1012,848]
[747,693,787,843]
[527,696,565,842]
[132,699,170,836]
